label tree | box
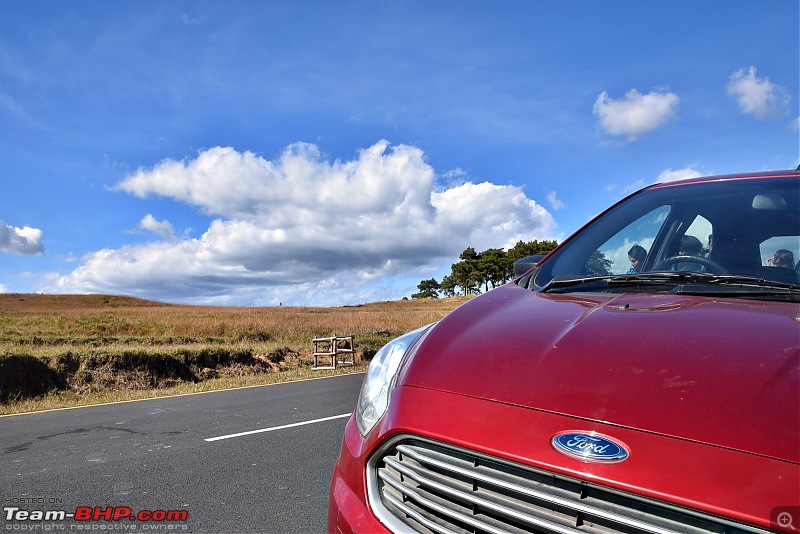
[450,260,479,295]
[417,240,560,298]
[439,274,457,298]
[584,250,613,276]
[411,278,440,299]
[505,240,559,280]
[450,247,481,295]
[477,248,507,291]
[506,239,559,262]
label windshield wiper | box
[539,275,614,292]
[539,273,678,292]
[665,273,800,293]
[539,272,800,293]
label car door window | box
[760,236,800,269]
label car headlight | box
[356,324,434,437]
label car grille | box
[369,438,767,534]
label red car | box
[329,169,800,534]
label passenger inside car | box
[767,249,795,268]
[627,244,647,274]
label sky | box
[1,1,798,306]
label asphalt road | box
[1,372,365,533]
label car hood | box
[400,283,800,463]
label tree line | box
[412,240,559,299]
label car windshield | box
[529,175,800,301]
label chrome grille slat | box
[393,443,683,534]
[369,437,771,534]
[383,485,514,534]
[383,456,585,534]
[383,492,460,534]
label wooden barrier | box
[312,335,356,369]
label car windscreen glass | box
[532,177,800,298]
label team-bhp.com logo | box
[4,505,188,526]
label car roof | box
[650,168,799,189]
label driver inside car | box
[674,235,706,271]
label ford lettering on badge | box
[552,432,629,463]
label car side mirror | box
[513,255,546,278]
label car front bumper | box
[329,385,798,534]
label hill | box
[0,293,168,311]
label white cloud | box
[47,141,557,305]
[617,167,703,199]
[653,168,703,184]
[139,214,177,241]
[593,89,680,141]
[546,191,564,211]
[0,221,44,255]
[620,179,647,197]
[727,67,791,119]
[790,116,799,131]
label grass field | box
[0,293,470,415]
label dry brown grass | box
[0,365,368,416]
[0,294,470,414]
[0,293,467,338]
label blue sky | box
[1,1,798,306]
